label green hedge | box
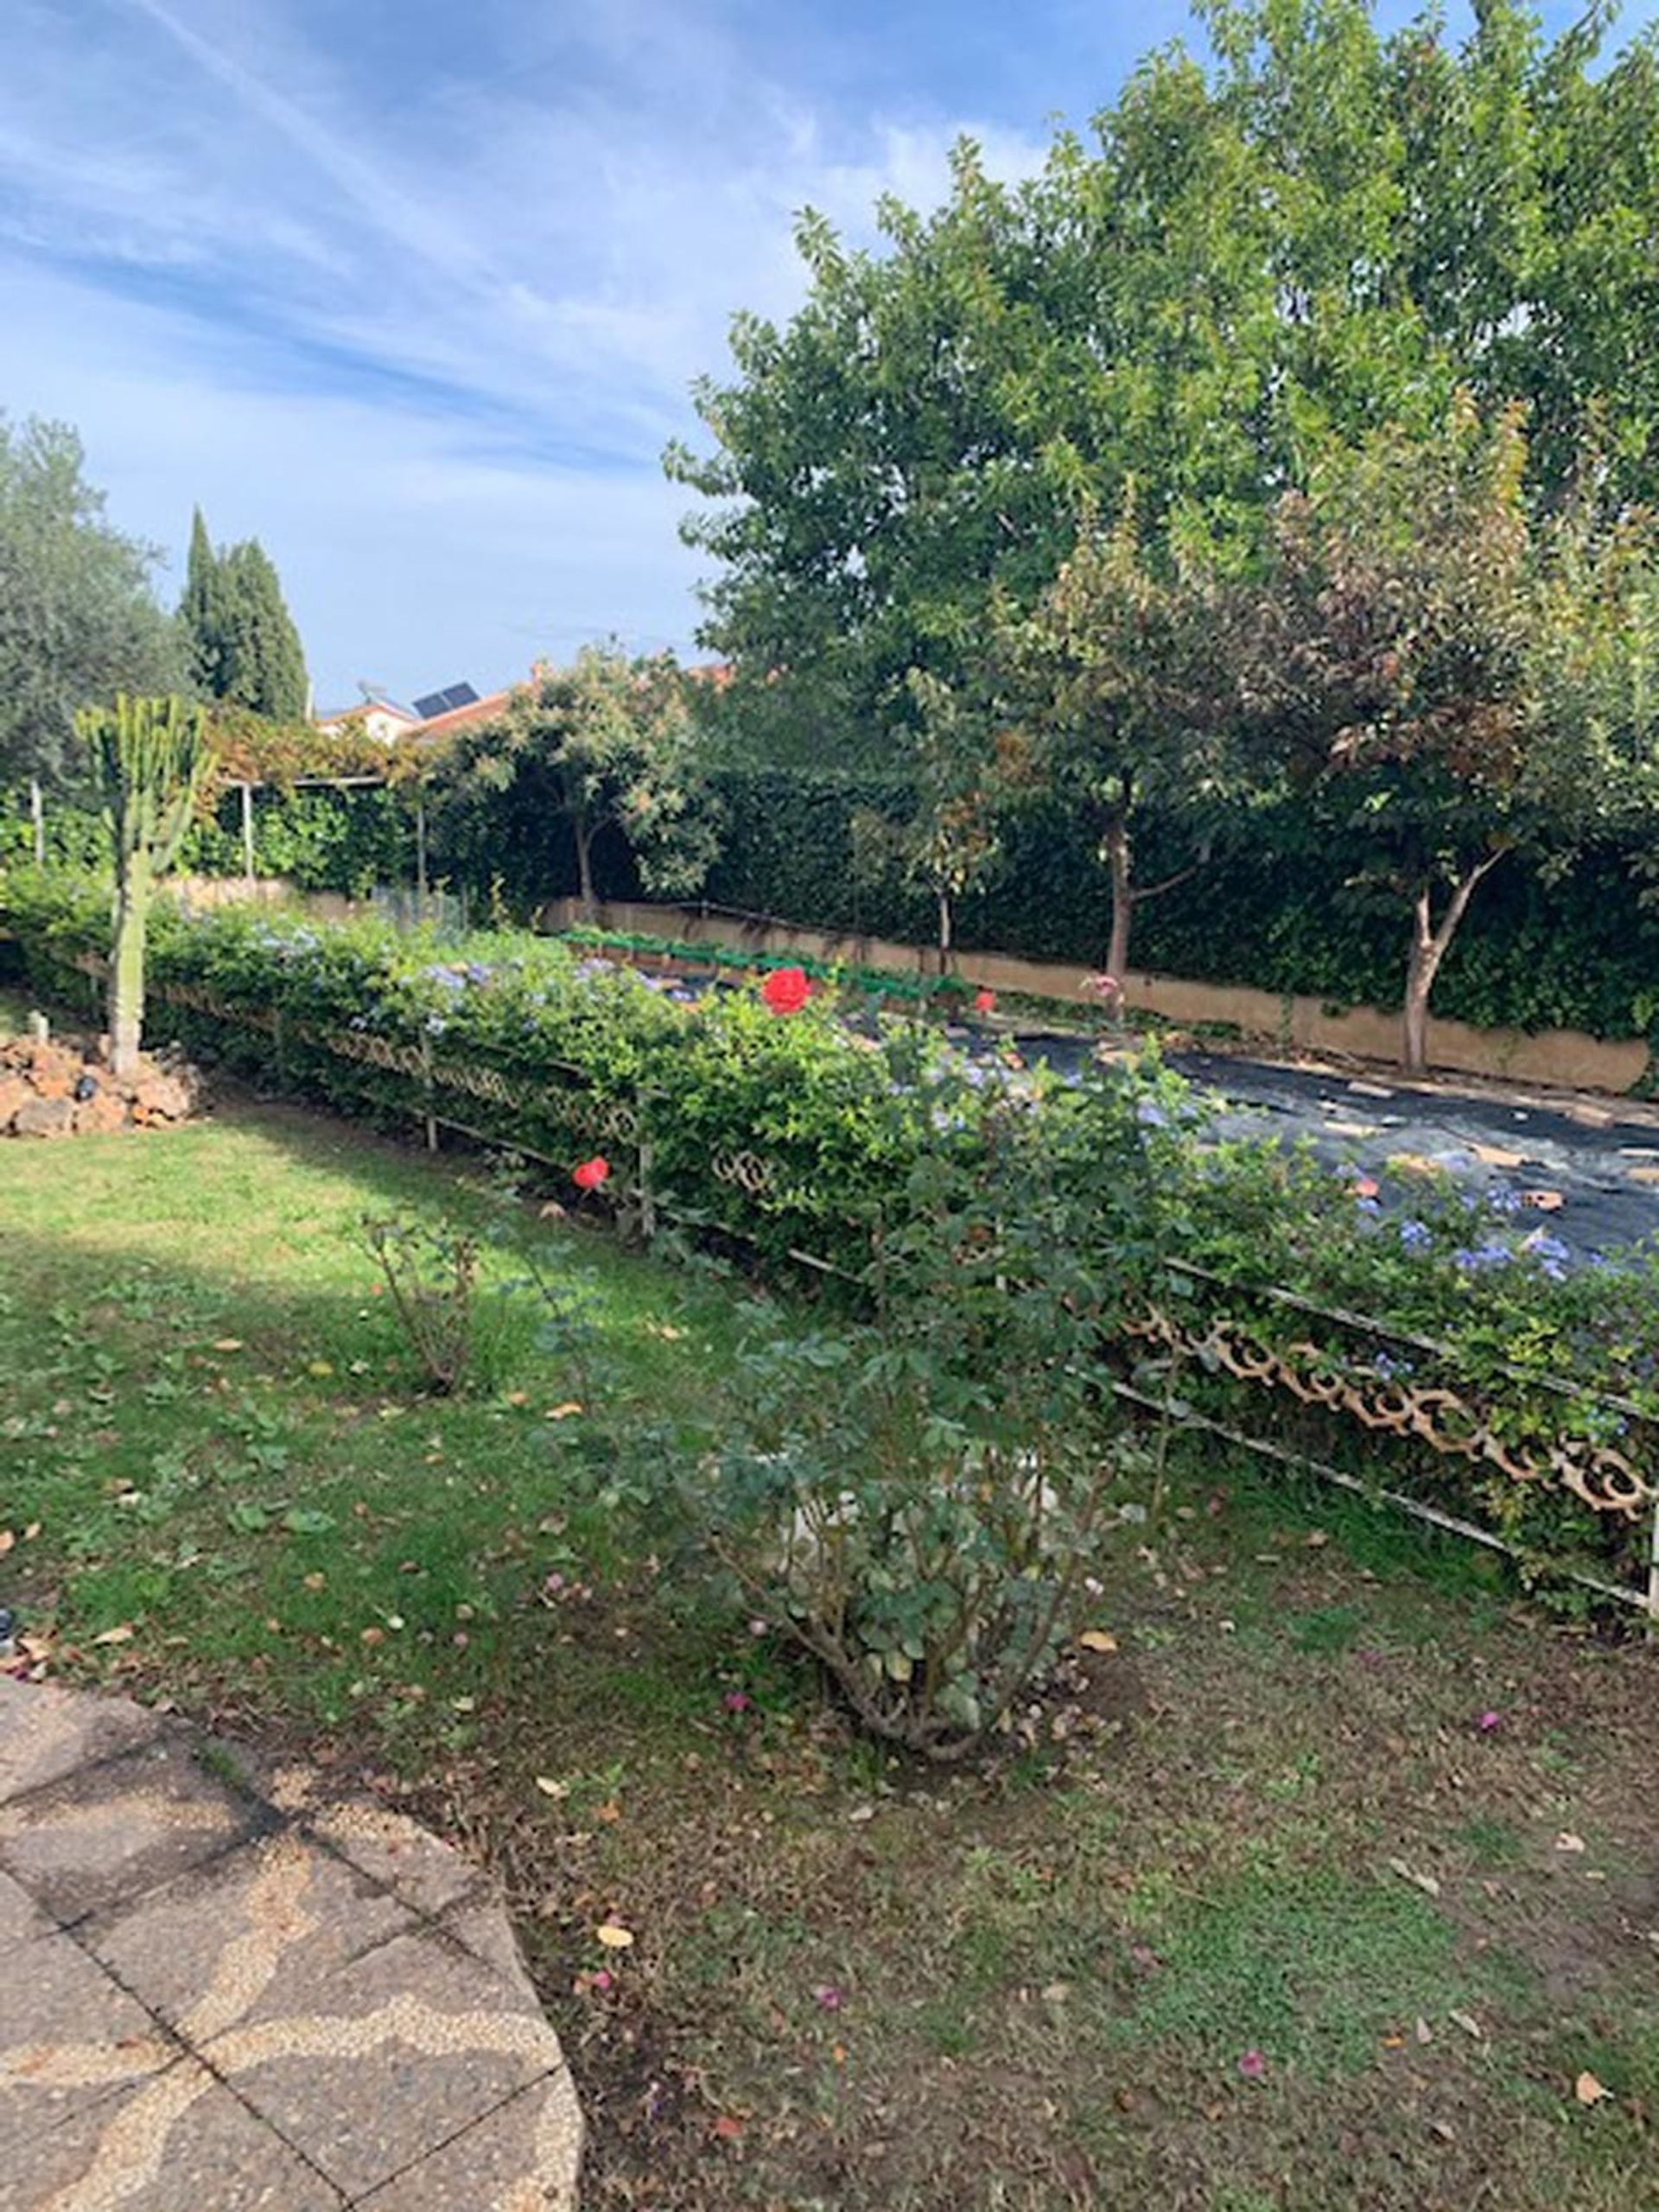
[3,782,414,899]
[701,769,1659,1047]
[13,766,1659,1047]
[5,864,1657,1607]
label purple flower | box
[1237,2049,1267,2080]
[1399,1218,1432,1253]
[1477,1709,1501,1732]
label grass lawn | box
[3,1053,1656,2209]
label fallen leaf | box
[1077,1630,1119,1654]
[212,1338,245,1352]
[712,2115,743,2141]
[545,1402,584,1421]
[1414,2018,1433,2046]
[1575,2071,1609,2106]
[1471,1144,1524,1168]
[505,1390,530,1408]
[22,1522,40,1541]
[359,1626,384,1647]
[1305,1530,1330,1548]
[1449,2009,1484,2040]
[0,1530,13,1556]
[1556,1832,1586,1854]
[534,1777,569,1800]
[1522,1189,1564,1211]
[595,1921,635,1950]
[92,1623,135,1646]
[1388,1856,1442,1898]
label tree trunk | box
[109,874,149,1077]
[1103,810,1132,984]
[574,817,597,919]
[1401,855,1503,1075]
[937,887,953,974]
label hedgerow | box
[4,864,1655,1607]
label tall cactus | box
[77,694,216,1076]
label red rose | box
[760,966,810,1014]
[572,1155,611,1191]
[973,987,996,1014]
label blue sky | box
[2,0,1653,711]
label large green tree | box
[0,416,180,788]
[670,0,1659,750]
[177,512,308,722]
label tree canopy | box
[670,0,1659,744]
[0,416,181,789]
[178,509,309,723]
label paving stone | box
[0,1930,176,2143]
[308,1799,483,1919]
[0,1866,54,1944]
[202,1927,565,2200]
[352,2069,582,2210]
[0,1675,165,1807]
[0,1732,260,1923]
[84,1828,414,2039]
[3,2058,345,2212]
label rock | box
[13,1096,75,1138]
[73,1091,129,1135]
[130,1071,193,1122]
[0,1075,30,1131]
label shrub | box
[650,1068,1159,1756]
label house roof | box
[410,687,513,741]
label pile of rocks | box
[0,1032,203,1137]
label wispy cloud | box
[0,0,1061,696]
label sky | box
[2,0,1654,712]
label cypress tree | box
[178,507,225,697]
[176,512,308,721]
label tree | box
[429,645,720,915]
[670,1,1659,748]
[853,665,1031,969]
[1003,502,1242,983]
[1233,399,1657,1071]
[177,516,308,722]
[79,694,216,1075]
[0,416,180,788]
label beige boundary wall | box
[167,879,1650,1096]
[542,894,1652,1096]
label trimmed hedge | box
[12,766,1659,1048]
[4,865,1656,1608]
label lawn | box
[3,1067,1656,2210]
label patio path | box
[0,1671,582,2210]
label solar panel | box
[413,682,481,721]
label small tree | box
[79,694,216,1074]
[432,644,719,916]
[1005,503,1239,983]
[1236,400,1655,1071]
[853,666,1030,970]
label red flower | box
[572,1155,610,1192]
[760,966,810,1014]
[973,988,996,1014]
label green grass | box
[3,1081,1657,2212]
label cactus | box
[77,694,216,1076]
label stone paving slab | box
[0,1673,582,2210]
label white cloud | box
[0,0,1052,701]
